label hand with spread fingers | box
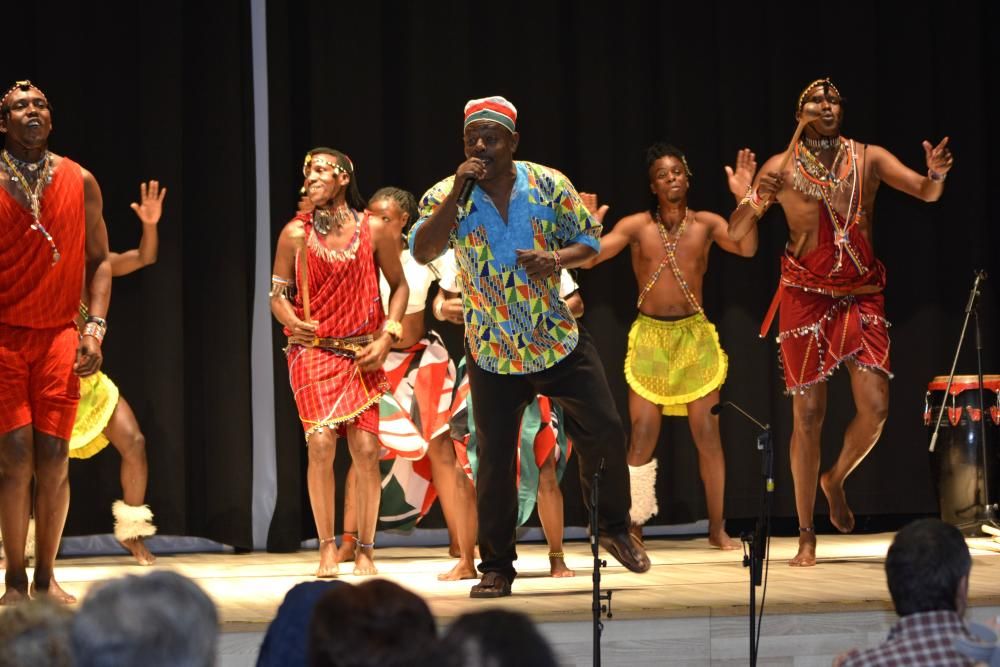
[724,148,758,199]
[923,136,954,179]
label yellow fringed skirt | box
[69,371,119,459]
[624,312,728,416]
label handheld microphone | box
[457,177,476,206]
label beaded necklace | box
[792,137,853,201]
[312,204,352,236]
[308,208,361,262]
[793,139,867,274]
[802,134,840,152]
[636,209,702,313]
[0,149,60,264]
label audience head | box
[885,518,972,617]
[0,598,74,667]
[257,580,343,667]
[436,609,557,667]
[309,579,436,667]
[70,570,218,667]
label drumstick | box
[290,226,311,322]
[774,103,822,258]
[777,102,823,174]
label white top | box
[380,249,453,315]
[437,255,578,298]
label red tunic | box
[773,205,891,392]
[0,158,87,439]
[0,157,86,328]
[285,211,389,439]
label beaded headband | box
[1,80,46,112]
[302,151,354,177]
[797,78,841,112]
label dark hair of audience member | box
[0,598,75,667]
[435,609,557,667]
[309,579,437,667]
[70,570,219,667]
[885,517,972,616]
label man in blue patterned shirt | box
[411,96,649,598]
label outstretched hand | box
[922,137,953,177]
[130,181,167,225]
[724,148,757,198]
[579,192,609,225]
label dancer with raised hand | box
[581,144,758,550]
[729,78,953,566]
[70,180,166,566]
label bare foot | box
[30,580,77,604]
[120,538,156,566]
[820,471,855,533]
[789,531,817,567]
[437,560,477,581]
[353,544,378,576]
[337,538,355,563]
[708,528,740,551]
[316,539,339,578]
[549,555,576,578]
[0,585,31,607]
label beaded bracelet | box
[83,321,106,343]
[383,319,403,342]
[552,250,563,274]
[928,168,947,183]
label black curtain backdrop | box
[4,1,995,555]
[265,0,999,549]
[5,1,256,550]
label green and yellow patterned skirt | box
[624,312,728,416]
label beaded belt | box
[311,334,373,355]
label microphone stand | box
[928,271,996,529]
[591,459,612,667]
[716,402,772,667]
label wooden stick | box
[777,104,822,174]
[294,236,311,322]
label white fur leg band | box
[112,500,158,542]
[629,459,659,526]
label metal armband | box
[269,274,293,300]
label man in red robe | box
[0,80,112,603]
[729,78,954,566]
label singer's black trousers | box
[465,325,631,580]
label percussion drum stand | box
[929,270,997,534]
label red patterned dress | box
[285,210,389,439]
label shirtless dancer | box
[729,78,953,565]
[582,144,757,550]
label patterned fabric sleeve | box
[552,171,601,253]
[408,176,457,262]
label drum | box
[925,374,1000,534]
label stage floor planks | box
[24,531,1000,628]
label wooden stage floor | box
[19,532,1000,665]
